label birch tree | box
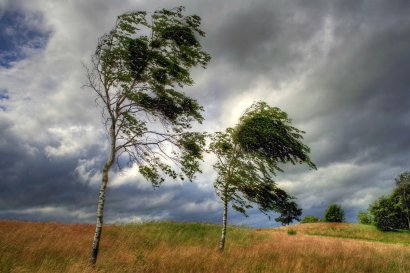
[209,102,315,251]
[85,7,210,264]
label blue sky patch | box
[0,9,51,68]
[0,89,9,100]
[0,89,9,111]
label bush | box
[287,229,297,235]
[357,210,373,225]
[324,204,345,222]
[369,195,407,231]
[300,215,321,223]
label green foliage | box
[287,229,297,235]
[324,204,345,223]
[357,210,373,225]
[300,215,321,223]
[395,172,410,186]
[209,101,314,221]
[393,171,410,229]
[234,102,316,169]
[273,189,302,225]
[370,195,407,231]
[367,171,410,231]
[87,6,211,184]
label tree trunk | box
[219,197,228,251]
[89,124,116,265]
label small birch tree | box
[85,7,210,264]
[209,101,315,251]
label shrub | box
[300,215,321,223]
[324,204,345,222]
[287,229,297,235]
[357,210,373,225]
[369,195,407,231]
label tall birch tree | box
[85,7,210,264]
[209,102,316,251]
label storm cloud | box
[0,0,409,227]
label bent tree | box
[209,101,316,251]
[85,7,210,264]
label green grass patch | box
[279,223,410,245]
[107,221,263,248]
[287,229,297,235]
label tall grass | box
[1,220,410,273]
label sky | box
[0,0,409,227]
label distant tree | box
[209,102,316,251]
[366,171,410,231]
[324,204,345,222]
[85,7,210,264]
[393,172,410,229]
[300,215,321,223]
[370,195,407,231]
[357,210,373,225]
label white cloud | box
[45,125,103,157]
[111,213,169,224]
[75,158,101,186]
[110,165,152,189]
[182,199,220,213]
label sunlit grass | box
[1,220,410,273]
[275,222,410,245]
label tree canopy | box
[394,171,410,229]
[368,171,410,231]
[234,102,315,168]
[357,210,373,225]
[87,7,211,184]
[370,195,407,231]
[324,204,345,223]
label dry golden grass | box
[1,220,410,273]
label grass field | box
[1,220,410,273]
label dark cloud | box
[0,121,92,211]
[0,9,51,67]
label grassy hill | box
[274,222,410,245]
[1,220,410,273]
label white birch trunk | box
[89,124,116,265]
[219,197,228,251]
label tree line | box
[300,204,345,223]
[299,172,410,231]
[84,6,316,265]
